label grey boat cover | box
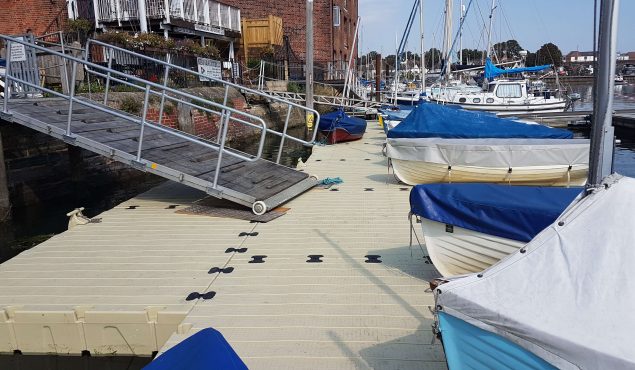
[386,138,589,168]
[436,174,635,369]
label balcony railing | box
[95,0,241,33]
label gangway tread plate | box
[4,98,313,208]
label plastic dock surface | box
[0,124,446,369]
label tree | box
[424,48,442,70]
[525,52,537,67]
[535,43,563,67]
[457,49,484,65]
[492,39,523,60]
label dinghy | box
[409,183,582,276]
[434,175,635,369]
[318,108,367,144]
[386,103,589,186]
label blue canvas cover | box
[410,184,582,242]
[439,313,557,370]
[318,108,367,135]
[484,58,551,79]
[387,103,573,139]
[143,328,247,370]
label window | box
[486,98,494,103]
[333,6,341,27]
[496,84,522,98]
[459,97,466,103]
[473,98,481,103]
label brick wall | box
[223,0,358,64]
[0,0,69,36]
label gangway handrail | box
[0,34,269,191]
[85,39,321,148]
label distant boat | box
[318,108,367,144]
[386,103,589,186]
[615,74,625,83]
[568,92,582,101]
[428,59,568,114]
[378,104,416,132]
[409,183,582,276]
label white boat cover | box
[386,138,589,168]
[436,174,635,369]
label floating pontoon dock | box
[0,125,446,369]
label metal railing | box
[85,39,320,164]
[95,0,241,32]
[0,35,276,192]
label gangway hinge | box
[131,160,147,171]
[0,112,13,122]
[62,134,77,145]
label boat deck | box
[0,124,446,369]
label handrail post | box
[158,54,171,125]
[66,60,79,136]
[212,111,232,189]
[103,48,114,105]
[216,84,230,143]
[276,105,293,164]
[3,40,13,113]
[136,85,152,162]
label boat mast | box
[419,0,426,92]
[588,0,620,186]
[485,0,496,63]
[443,0,453,81]
[459,0,464,65]
[393,33,399,105]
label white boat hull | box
[391,159,588,186]
[386,138,589,186]
[421,218,524,277]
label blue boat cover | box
[410,184,582,242]
[387,103,573,139]
[438,312,557,370]
[318,108,367,135]
[143,328,247,370]
[484,57,552,79]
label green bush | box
[287,82,304,94]
[119,96,142,115]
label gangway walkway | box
[261,90,383,115]
[1,35,322,214]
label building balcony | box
[95,0,241,35]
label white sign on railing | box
[10,38,27,62]
[197,57,222,81]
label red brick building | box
[0,0,69,36]
[223,0,358,65]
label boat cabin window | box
[496,84,523,98]
[488,83,496,92]
[473,98,481,103]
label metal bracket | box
[0,112,13,122]
[130,160,147,171]
[62,134,77,145]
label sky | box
[358,0,635,56]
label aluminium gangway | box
[0,35,322,215]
